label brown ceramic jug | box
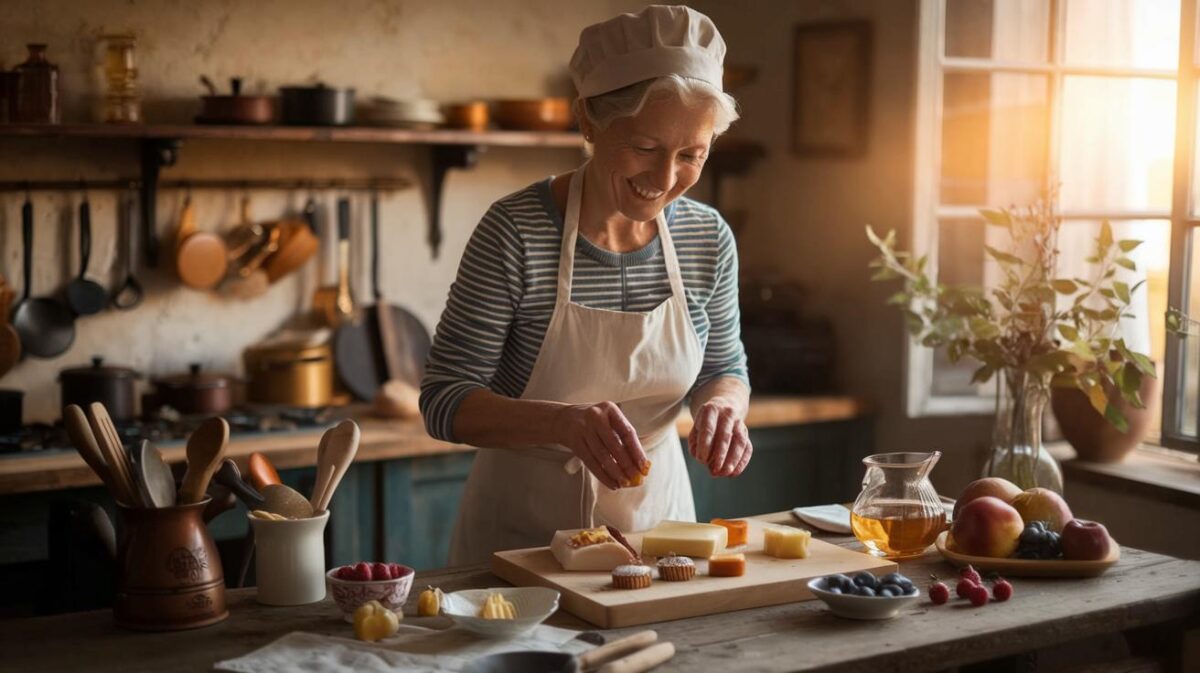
[113,498,228,631]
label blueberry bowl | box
[807,572,922,620]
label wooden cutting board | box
[491,518,897,628]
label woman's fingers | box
[582,433,622,490]
[720,421,751,476]
[705,410,735,476]
[692,404,719,465]
[596,425,638,483]
[731,434,753,476]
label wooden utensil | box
[310,419,360,513]
[596,642,675,673]
[578,631,659,670]
[85,403,141,507]
[179,417,230,504]
[247,452,281,491]
[464,632,672,673]
[312,197,353,326]
[133,440,177,508]
[261,483,314,519]
[213,458,265,509]
[63,403,117,495]
[65,192,109,316]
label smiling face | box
[582,93,717,225]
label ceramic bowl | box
[442,587,560,638]
[807,576,922,620]
[326,566,414,622]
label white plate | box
[807,577,922,620]
[442,587,560,638]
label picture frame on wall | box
[792,20,873,158]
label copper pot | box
[243,333,333,407]
[492,98,573,131]
[153,363,239,415]
[442,101,489,131]
[59,357,139,422]
[114,498,228,631]
[197,76,273,125]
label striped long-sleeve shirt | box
[420,178,749,443]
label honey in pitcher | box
[851,499,946,559]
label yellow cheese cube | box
[763,526,811,559]
[640,520,728,558]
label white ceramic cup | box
[250,510,330,606]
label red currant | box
[956,578,978,599]
[967,583,990,607]
[959,564,982,584]
[993,578,1013,602]
[929,581,950,605]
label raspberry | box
[371,562,391,581]
[956,578,978,599]
[967,583,989,607]
[335,565,356,581]
[388,563,411,579]
[929,581,950,605]
[959,565,982,584]
[992,578,1013,602]
[351,562,373,582]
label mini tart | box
[612,564,653,589]
[656,553,696,582]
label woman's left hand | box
[688,399,753,477]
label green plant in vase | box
[866,197,1155,491]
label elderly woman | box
[421,5,752,565]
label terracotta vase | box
[1050,373,1160,463]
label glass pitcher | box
[850,451,946,559]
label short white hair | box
[578,75,739,139]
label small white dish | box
[442,587,559,638]
[807,576,922,620]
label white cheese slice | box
[640,520,728,558]
[550,529,635,571]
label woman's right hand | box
[552,401,648,490]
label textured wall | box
[0,0,646,421]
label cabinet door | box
[380,453,473,570]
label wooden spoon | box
[133,440,177,508]
[247,452,281,491]
[179,417,230,504]
[213,459,265,509]
[261,483,314,519]
[86,403,141,507]
[63,404,116,495]
[311,420,360,513]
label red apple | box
[949,496,1025,558]
[1060,519,1115,561]
[1009,488,1074,532]
[954,478,1023,518]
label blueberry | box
[853,572,878,589]
[832,573,853,588]
[857,586,876,597]
[878,586,900,597]
[827,586,842,595]
[896,579,915,593]
[879,572,903,586]
[1031,521,1047,532]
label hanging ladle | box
[112,187,144,310]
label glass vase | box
[983,368,1064,492]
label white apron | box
[448,164,704,566]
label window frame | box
[910,0,1189,430]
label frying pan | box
[175,195,229,291]
[333,191,431,401]
[112,189,144,310]
[11,194,76,358]
[66,192,109,316]
[461,632,674,673]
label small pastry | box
[656,553,696,582]
[612,564,653,589]
[708,552,746,577]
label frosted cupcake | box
[612,564,652,589]
[656,553,696,582]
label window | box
[912,0,1198,451]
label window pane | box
[932,218,988,396]
[1178,226,1200,438]
[945,0,1051,61]
[1060,77,1176,212]
[1065,0,1180,70]
[941,73,1048,206]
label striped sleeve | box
[692,215,750,392]
[419,202,526,442]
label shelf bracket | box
[427,144,482,259]
[139,138,181,268]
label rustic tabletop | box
[3,512,1198,673]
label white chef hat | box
[570,5,726,99]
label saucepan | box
[278,84,355,126]
[461,631,674,673]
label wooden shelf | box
[0,123,586,148]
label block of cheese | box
[550,528,635,571]
[640,520,727,558]
[763,526,811,559]
[710,518,748,546]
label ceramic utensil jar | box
[850,451,946,560]
[114,498,228,631]
[250,510,329,605]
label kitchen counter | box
[3,511,1197,673]
[0,395,868,496]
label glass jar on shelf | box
[99,33,141,123]
[13,44,60,124]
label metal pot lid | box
[154,363,235,390]
[59,356,139,380]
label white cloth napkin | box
[791,504,853,534]
[214,623,591,673]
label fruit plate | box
[935,532,1120,578]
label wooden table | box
[4,512,1197,673]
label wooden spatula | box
[179,417,230,504]
[311,420,360,513]
[261,483,314,519]
[63,404,117,495]
[86,403,142,507]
